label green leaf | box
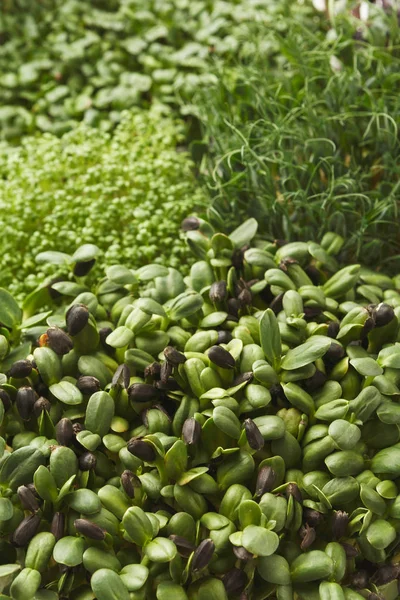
[0,446,45,491]
[168,291,204,321]
[135,298,166,317]
[106,265,137,285]
[122,507,153,547]
[200,513,230,531]
[177,467,209,486]
[200,312,227,328]
[91,569,130,600]
[22,287,52,319]
[212,406,241,439]
[328,420,361,450]
[105,326,134,348]
[119,565,149,592]
[156,582,188,600]
[72,244,100,262]
[376,402,400,424]
[135,265,169,281]
[360,484,386,516]
[66,488,101,515]
[53,536,85,567]
[350,358,383,377]
[291,550,334,583]
[165,440,188,481]
[34,466,58,503]
[10,567,41,600]
[0,289,22,328]
[241,525,279,557]
[366,519,396,549]
[19,311,52,330]
[51,282,89,297]
[122,37,148,55]
[257,554,291,585]
[259,309,282,370]
[239,500,262,529]
[35,251,72,265]
[83,547,121,575]
[0,498,13,521]
[84,391,115,437]
[281,336,332,370]
[0,564,21,593]
[49,380,83,406]
[144,537,177,563]
[371,447,400,478]
[76,430,101,451]
[229,218,258,248]
[211,233,233,254]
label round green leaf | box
[241,525,279,557]
[239,500,262,529]
[229,218,258,248]
[328,420,361,450]
[91,569,130,600]
[66,488,101,515]
[200,513,230,531]
[119,565,149,592]
[10,567,41,600]
[76,430,101,451]
[105,326,134,349]
[83,547,122,575]
[376,402,400,424]
[366,519,396,549]
[106,265,137,285]
[371,447,400,478]
[49,380,83,406]
[258,554,291,585]
[144,537,177,563]
[135,264,169,281]
[53,536,85,567]
[291,550,334,583]
[376,480,397,500]
[200,312,227,328]
[156,582,188,600]
[72,244,100,263]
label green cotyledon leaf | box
[281,336,332,371]
[259,309,282,370]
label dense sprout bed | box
[0,0,315,140]
[198,4,400,268]
[0,107,205,300]
[0,220,399,598]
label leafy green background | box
[0,107,205,299]
[0,0,304,140]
